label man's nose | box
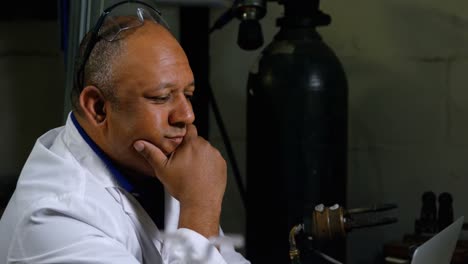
[169,94,195,126]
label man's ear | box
[79,86,107,125]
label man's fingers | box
[133,140,167,170]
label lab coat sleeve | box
[219,238,251,264]
[7,195,141,264]
[161,228,250,264]
[163,195,250,263]
[162,228,227,263]
[218,228,251,263]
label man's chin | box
[160,145,177,157]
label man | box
[0,1,249,263]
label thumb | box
[133,140,167,171]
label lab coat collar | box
[62,112,122,191]
[70,112,134,193]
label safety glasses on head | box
[75,0,169,91]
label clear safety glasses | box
[75,0,170,91]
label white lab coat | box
[0,114,249,264]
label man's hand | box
[133,124,227,238]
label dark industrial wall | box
[0,4,65,209]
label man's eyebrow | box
[156,81,195,90]
[185,81,195,89]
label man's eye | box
[185,94,194,101]
[149,95,170,103]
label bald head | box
[112,22,189,86]
[127,21,181,51]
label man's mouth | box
[166,136,184,145]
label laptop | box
[411,216,464,264]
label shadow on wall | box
[345,49,450,263]
[384,2,468,58]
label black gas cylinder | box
[245,0,348,263]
